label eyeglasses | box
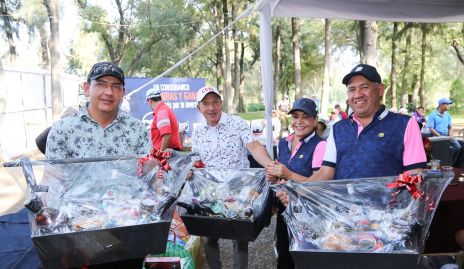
[93,80,123,91]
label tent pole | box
[259,3,274,159]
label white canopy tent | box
[256,0,464,156]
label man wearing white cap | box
[146,87,182,151]
[192,86,273,269]
[428,97,462,165]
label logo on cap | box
[354,66,363,72]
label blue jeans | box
[450,138,462,165]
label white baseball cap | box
[196,86,221,103]
[146,87,161,102]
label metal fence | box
[0,68,82,160]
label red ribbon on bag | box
[387,172,424,200]
[137,148,172,177]
[193,160,205,168]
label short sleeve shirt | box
[191,112,254,168]
[45,105,151,159]
[427,110,452,136]
[150,101,182,150]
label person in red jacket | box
[146,87,182,151]
[334,104,348,119]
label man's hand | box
[276,190,290,207]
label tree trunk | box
[214,1,223,93]
[238,42,245,113]
[321,19,331,118]
[232,2,240,112]
[39,24,50,69]
[419,25,427,107]
[451,23,464,66]
[358,21,365,63]
[400,33,412,108]
[363,21,378,66]
[0,58,6,114]
[292,18,302,98]
[44,0,62,120]
[388,22,398,110]
[411,74,420,106]
[274,24,281,109]
[0,0,17,63]
[222,0,232,113]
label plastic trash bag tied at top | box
[177,168,270,220]
[277,171,453,254]
[16,152,198,237]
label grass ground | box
[237,111,265,121]
[451,114,464,125]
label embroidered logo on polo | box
[378,132,384,138]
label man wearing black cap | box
[275,64,426,198]
[45,62,151,159]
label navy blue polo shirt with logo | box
[322,106,427,180]
[278,132,326,177]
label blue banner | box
[123,77,205,145]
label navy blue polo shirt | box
[278,132,325,177]
[322,106,427,180]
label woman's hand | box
[266,160,290,179]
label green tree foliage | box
[450,79,464,114]
[75,0,201,76]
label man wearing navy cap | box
[428,97,462,165]
[275,64,427,195]
[46,61,150,159]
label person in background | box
[271,109,282,143]
[311,94,321,112]
[327,111,339,127]
[146,87,182,151]
[277,94,291,115]
[277,94,291,131]
[412,106,427,129]
[192,86,273,269]
[427,98,462,166]
[334,104,348,120]
[35,107,78,154]
[266,98,326,269]
[316,119,329,140]
[398,107,408,115]
[270,64,426,201]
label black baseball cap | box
[342,64,381,85]
[289,98,317,117]
[87,62,125,85]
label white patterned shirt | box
[45,105,151,159]
[192,112,255,168]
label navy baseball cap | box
[438,97,453,106]
[87,62,125,85]
[342,64,382,85]
[288,98,317,117]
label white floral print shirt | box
[45,105,151,160]
[192,112,255,168]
